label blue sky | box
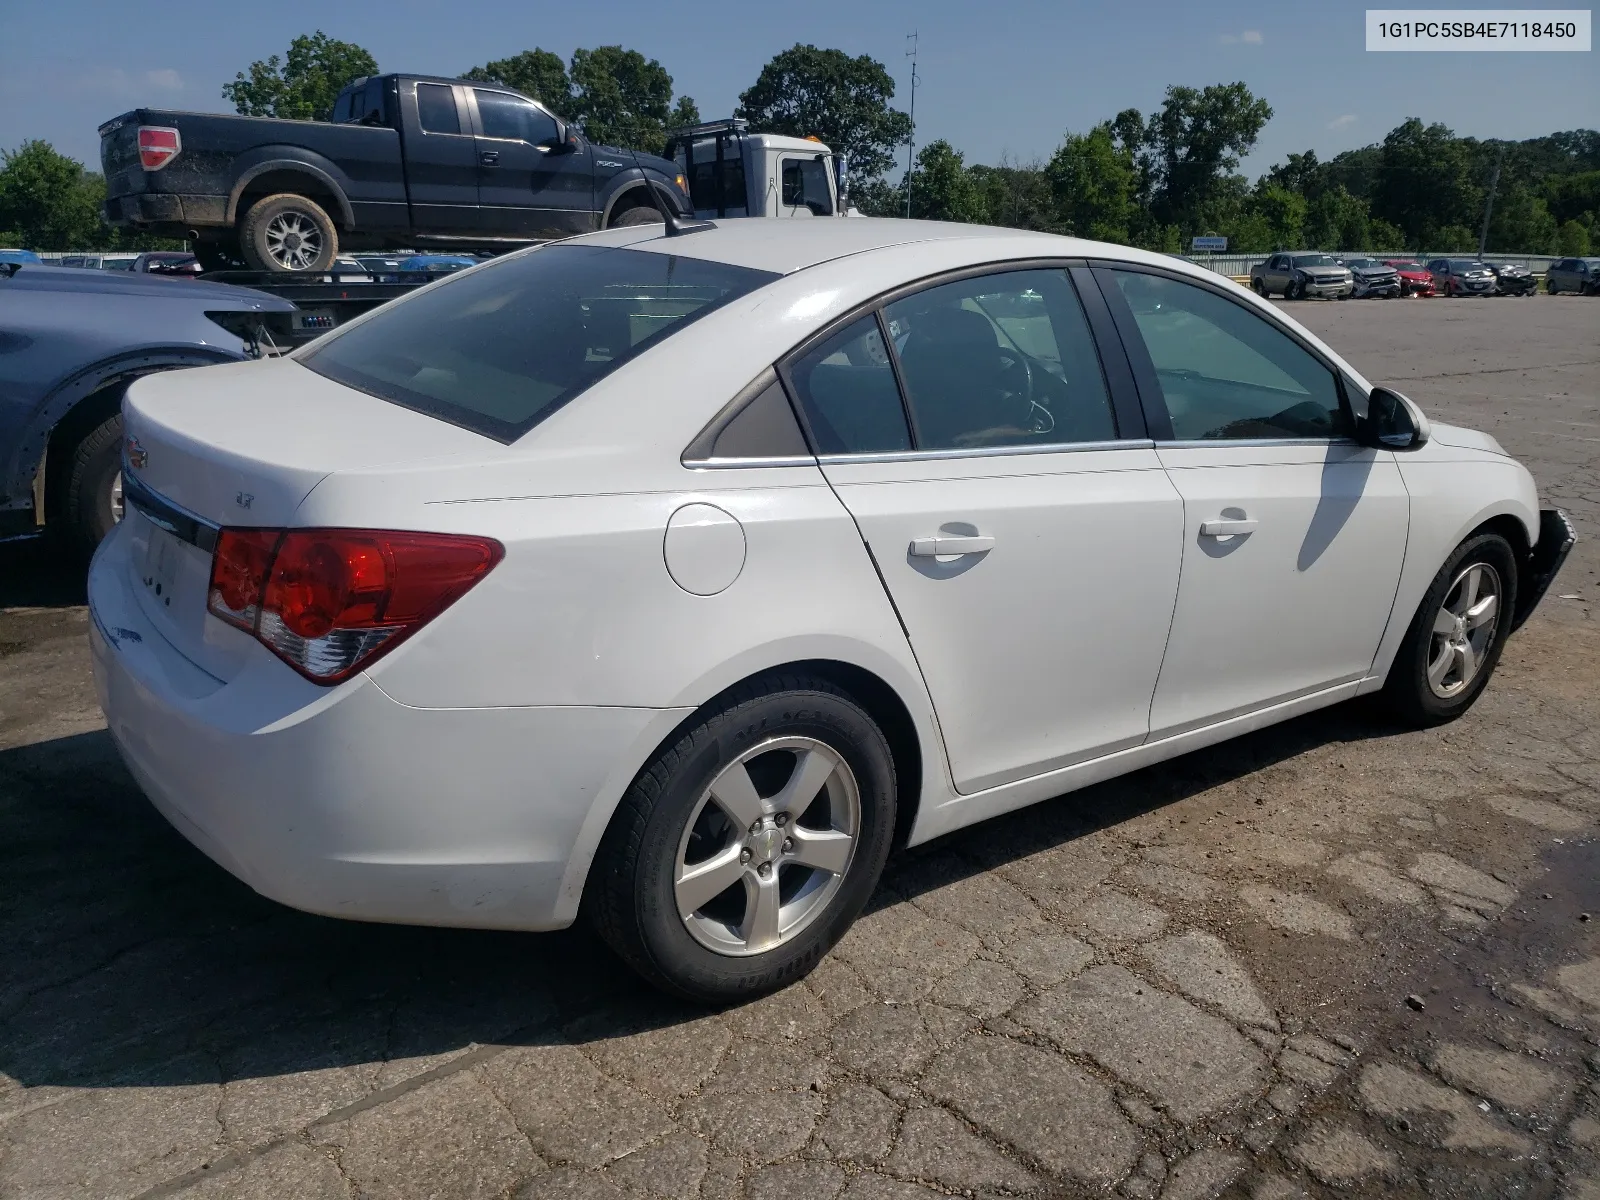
[4,0,1594,177]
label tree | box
[569,46,682,153]
[1371,118,1479,248]
[223,31,377,121]
[464,49,571,114]
[968,159,1060,232]
[1487,183,1557,253]
[1139,83,1273,233]
[670,96,701,129]
[1046,124,1138,242]
[737,45,912,182]
[1302,185,1370,249]
[1556,219,1592,256]
[1251,184,1307,249]
[0,141,106,249]
[905,141,987,223]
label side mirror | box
[1360,386,1431,451]
[539,122,577,153]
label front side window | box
[883,269,1116,450]
[781,158,833,215]
[301,245,777,442]
[416,83,461,135]
[1111,271,1349,441]
[475,91,558,146]
[787,316,911,455]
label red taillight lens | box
[206,528,502,683]
[137,126,181,171]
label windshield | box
[301,245,778,441]
[1343,258,1378,268]
[1290,254,1340,268]
[1387,261,1422,270]
[1449,260,1489,271]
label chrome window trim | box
[814,438,1155,467]
[682,454,820,470]
[1156,437,1359,450]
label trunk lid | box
[119,357,496,680]
[99,113,147,199]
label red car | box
[1383,260,1436,297]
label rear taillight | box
[207,528,502,684]
[137,126,181,171]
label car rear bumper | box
[106,192,228,228]
[1511,508,1577,631]
[87,520,684,931]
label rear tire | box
[65,413,124,554]
[1251,278,1268,297]
[1380,532,1517,727]
[589,674,897,1004]
[240,193,339,273]
[611,205,665,228]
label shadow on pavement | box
[0,703,1404,1092]
[0,537,87,609]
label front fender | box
[598,167,691,226]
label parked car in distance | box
[59,253,139,270]
[1427,258,1497,297]
[1250,252,1353,299]
[131,251,201,276]
[0,249,42,265]
[1486,262,1537,296]
[100,73,696,274]
[1546,257,1600,295]
[1335,256,1401,299]
[1382,260,1437,297]
[0,262,295,547]
[90,220,1574,1002]
[398,253,478,273]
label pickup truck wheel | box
[1251,278,1267,297]
[612,205,664,228]
[241,194,338,273]
[66,413,125,553]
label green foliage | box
[1303,185,1371,250]
[1432,224,1479,253]
[1372,118,1479,247]
[1556,219,1592,256]
[906,141,987,222]
[463,49,571,114]
[223,31,377,121]
[1367,219,1406,251]
[1139,83,1274,233]
[0,141,108,250]
[670,96,701,128]
[1046,124,1137,242]
[736,45,912,182]
[1252,184,1308,250]
[968,160,1061,232]
[569,46,679,153]
[1487,183,1557,254]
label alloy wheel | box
[264,211,324,270]
[1426,562,1501,698]
[109,471,123,524]
[674,736,860,957]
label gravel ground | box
[0,293,1596,1200]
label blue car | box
[398,254,480,274]
[0,249,42,265]
[0,262,295,548]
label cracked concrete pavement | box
[0,295,1597,1198]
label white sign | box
[1366,10,1590,51]
[1191,237,1228,251]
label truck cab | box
[664,120,844,220]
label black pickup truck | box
[100,73,692,272]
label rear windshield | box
[300,245,777,441]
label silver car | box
[1250,252,1354,299]
[1427,258,1497,297]
[1337,257,1401,299]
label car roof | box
[558,218,1193,277]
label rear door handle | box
[1199,518,1258,537]
[479,150,500,165]
[909,535,995,557]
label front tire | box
[65,413,124,553]
[611,205,665,228]
[240,193,339,273]
[589,674,897,1004]
[1381,533,1517,727]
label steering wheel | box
[998,352,1054,435]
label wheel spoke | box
[1465,592,1498,630]
[708,762,765,828]
[1455,640,1478,683]
[740,871,782,951]
[1427,645,1454,689]
[1460,566,1481,609]
[1432,607,1458,634]
[787,825,853,875]
[774,747,838,819]
[675,845,746,918]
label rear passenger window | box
[417,84,461,135]
[1110,271,1349,441]
[883,269,1116,450]
[788,316,911,455]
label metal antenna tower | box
[904,32,919,219]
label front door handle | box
[909,534,995,557]
[479,150,500,166]
[1200,518,1259,537]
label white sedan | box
[89,219,1574,1002]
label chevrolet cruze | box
[91,219,1573,1001]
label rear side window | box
[788,316,911,455]
[416,84,461,135]
[300,246,777,442]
